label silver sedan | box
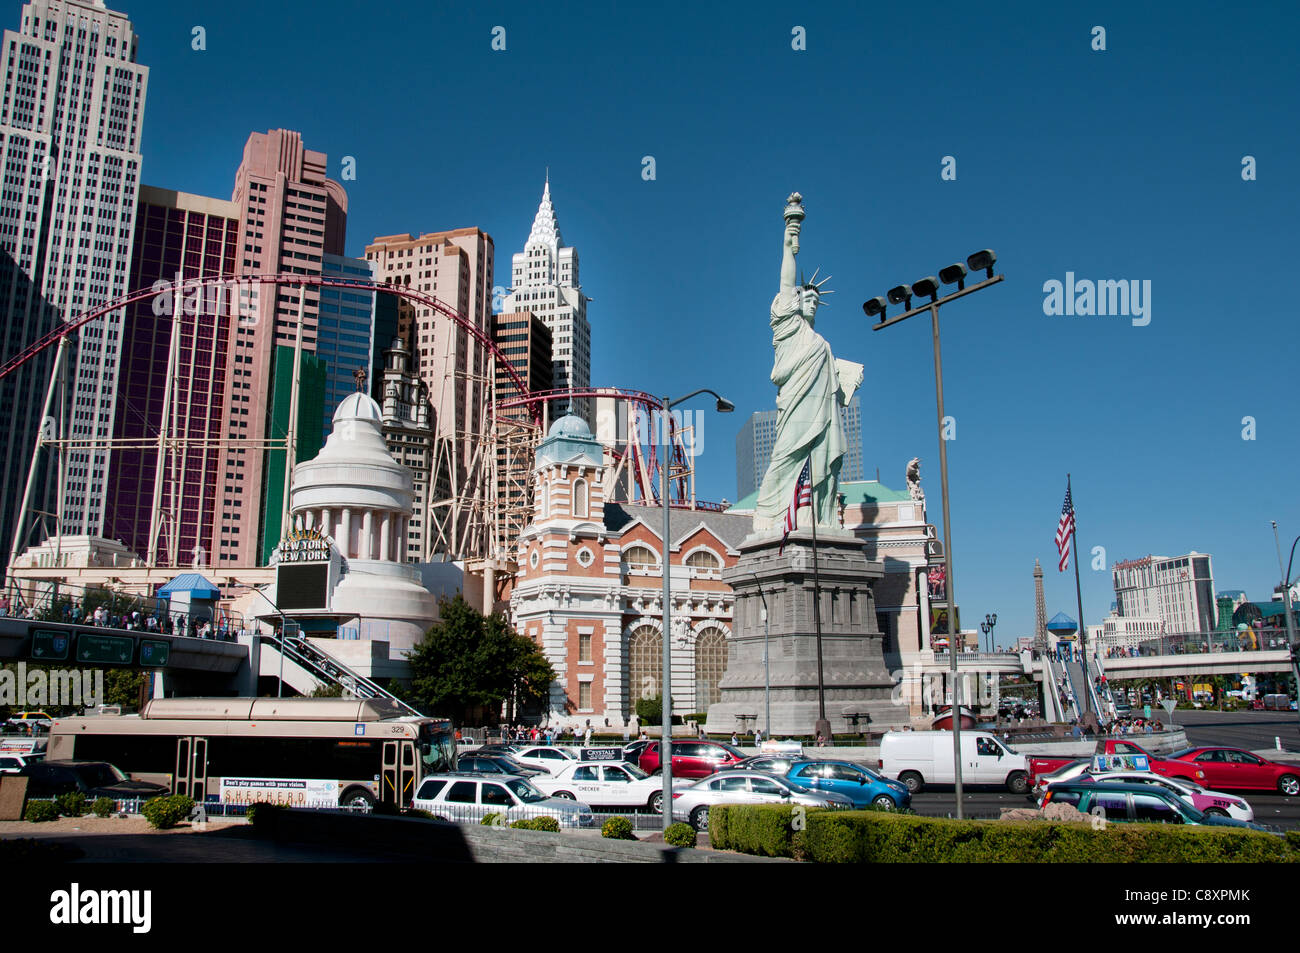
[670,770,854,831]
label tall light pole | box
[867,250,1004,819]
[659,388,733,835]
[749,572,771,739]
[1270,522,1300,731]
[983,612,998,653]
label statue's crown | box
[798,267,834,304]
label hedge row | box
[709,806,1300,863]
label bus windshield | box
[419,723,457,774]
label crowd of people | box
[0,592,240,641]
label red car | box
[1170,747,1300,796]
[638,740,746,779]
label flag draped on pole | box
[780,457,813,553]
[1055,481,1076,572]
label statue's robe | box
[755,287,848,529]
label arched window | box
[685,549,720,570]
[627,625,663,712]
[572,478,588,518]
[694,628,728,711]
[540,480,548,518]
[623,546,658,569]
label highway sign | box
[138,639,170,667]
[77,633,134,665]
[30,630,71,662]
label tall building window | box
[623,546,658,570]
[578,681,593,711]
[694,628,727,711]
[685,550,720,570]
[627,625,662,711]
[572,478,588,518]
[579,633,592,662]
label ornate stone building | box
[510,415,750,728]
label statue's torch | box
[784,192,805,255]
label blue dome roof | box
[548,414,592,439]
[1047,612,1077,632]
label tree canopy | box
[406,595,554,724]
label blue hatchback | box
[783,760,912,810]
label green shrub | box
[601,816,636,840]
[55,792,87,817]
[709,804,799,857]
[24,800,59,823]
[710,806,1300,864]
[403,808,433,820]
[140,794,194,830]
[665,822,697,848]
[635,694,662,725]
[481,812,506,827]
[91,797,114,818]
[510,816,561,832]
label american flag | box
[1055,482,1075,572]
[781,458,813,553]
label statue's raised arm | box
[780,192,803,293]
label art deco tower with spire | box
[504,175,591,422]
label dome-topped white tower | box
[284,391,436,657]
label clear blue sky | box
[117,0,1298,644]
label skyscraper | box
[734,394,862,500]
[493,310,552,556]
[503,178,590,422]
[0,0,148,563]
[106,185,239,567]
[317,253,390,434]
[214,129,348,566]
[364,227,494,559]
[1112,552,1217,635]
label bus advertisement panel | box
[219,777,341,808]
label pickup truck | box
[1027,740,1205,789]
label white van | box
[880,730,1029,794]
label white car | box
[1086,771,1255,822]
[0,752,44,774]
[510,746,578,775]
[533,761,664,814]
[412,774,595,828]
[671,770,853,832]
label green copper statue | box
[754,193,863,531]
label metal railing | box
[1103,628,1295,658]
[263,627,421,717]
[2,577,246,640]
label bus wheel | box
[340,788,375,812]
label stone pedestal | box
[705,527,910,737]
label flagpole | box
[1069,473,1093,717]
[809,459,829,741]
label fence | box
[1105,628,1294,659]
[2,578,246,641]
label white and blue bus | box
[47,697,455,810]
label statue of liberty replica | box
[754,193,863,531]
[707,193,906,739]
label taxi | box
[532,760,665,814]
[1086,770,1255,822]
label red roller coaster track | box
[0,272,538,423]
[0,276,729,510]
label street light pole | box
[749,572,771,739]
[658,388,734,836]
[868,252,1004,821]
[1270,522,1300,731]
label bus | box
[46,697,456,811]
